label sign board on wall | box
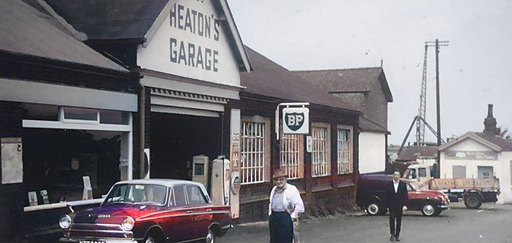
[282,107,309,134]
[137,0,240,86]
[1,137,23,184]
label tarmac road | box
[217,202,512,243]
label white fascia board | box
[1,78,137,112]
[23,120,131,132]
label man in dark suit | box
[386,170,408,241]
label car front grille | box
[66,223,133,239]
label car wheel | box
[464,194,483,209]
[421,204,436,216]
[366,202,382,216]
[144,232,163,243]
[144,236,156,243]
[205,229,216,243]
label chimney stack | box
[483,104,497,135]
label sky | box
[227,0,512,145]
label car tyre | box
[205,228,216,243]
[366,202,384,216]
[421,204,436,216]
[464,194,483,209]
[144,232,164,243]
[144,236,156,243]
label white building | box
[438,105,512,204]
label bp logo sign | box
[282,107,309,134]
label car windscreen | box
[104,184,168,205]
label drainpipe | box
[140,84,146,179]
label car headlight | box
[121,216,134,231]
[59,215,72,229]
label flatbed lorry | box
[403,164,500,209]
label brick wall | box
[235,180,357,224]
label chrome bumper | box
[59,237,137,243]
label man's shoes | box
[390,235,395,241]
[395,236,400,241]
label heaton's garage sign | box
[283,107,309,134]
[137,0,241,86]
[170,3,221,72]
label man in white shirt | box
[268,169,304,243]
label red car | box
[357,174,450,216]
[59,179,231,243]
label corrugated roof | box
[293,67,393,102]
[0,0,127,72]
[241,46,359,111]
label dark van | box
[356,174,450,216]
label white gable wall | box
[138,0,241,86]
[359,132,386,173]
[496,152,512,203]
[440,138,512,204]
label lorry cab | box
[403,164,435,191]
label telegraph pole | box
[432,39,449,175]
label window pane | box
[452,166,466,178]
[187,185,207,205]
[63,107,98,121]
[23,103,59,121]
[174,185,187,206]
[312,126,330,177]
[337,128,352,174]
[100,110,128,124]
[241,121,265,184]
[280,134,303,179]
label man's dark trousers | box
[389,205,403,238]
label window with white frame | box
[337,126,353,174]
[280,133,304,179]
[240,117,270,184]
[311,123,330,177]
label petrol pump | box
[198,109,241,219]
[192,154,209,188]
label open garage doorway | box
[150,113,223,180]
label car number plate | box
[79,241,106,243]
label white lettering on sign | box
[169,3,221,72]
[283,107,309,134]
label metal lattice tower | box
[415,44,429,146]
[397,40,448,156]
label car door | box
[160,184,195,242]
[405,183,421,210]
[184,184,212,239]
